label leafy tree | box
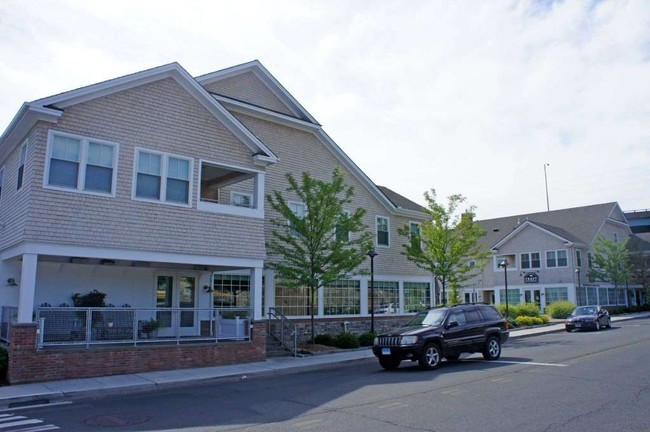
[588,236,630,304]
[627,237,650,303]
[398,189,490,305]
[266,167,373,343]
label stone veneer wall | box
[7,322,266,384]
[271,316,413,343]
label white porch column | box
[360,278,368,315]
[254,172,265,213]
[17,253,38,323]
[252,266,263,320]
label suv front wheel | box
[419,343,442,370]
[482,336,501,360]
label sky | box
[0,0,648,220]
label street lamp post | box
[575,268,581,303]
[367,249,378,334]
[498,258,509,321]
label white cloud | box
[0,0,647,219]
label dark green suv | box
[372,304,509,370]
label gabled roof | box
[479,202,630,250]
[377,186,425,213]
[0,62,278,166]
[490,220,584,250]
[195,60,319,125]
[196,61,428,220]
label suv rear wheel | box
[482,336,501,360]
[379,357,401,370]
[419,343,441,370]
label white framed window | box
[133,148,192,206]
[520,252,541,269]
[44,131,119,196]
[231,191,252,208]
[0,166,4,199]
[546,249,568,268]
[17,140,27,190]
[494,254,516,270]
[409,221,421,250]
[376,216,390,247]
[288,201,306,237]
[336,210,351,242]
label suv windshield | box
[407,308,448,326]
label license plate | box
[381,348,391,355]
[575,323,581,328]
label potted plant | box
[141,318,160,338]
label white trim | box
[2,241,264,268]
[132,147,194,207]
[375,215,390,248]
[492,220,574,250]
[196,201,263,218]
[519,251,542,270]
[195,60,318,124]
[545,249,569,269]
[0,104,62,163]
[43,130,119,197]
[214,95,320,132]
[2,63,278,166]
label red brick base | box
[7,322,267,384]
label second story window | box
[336,210,352,242]
[45,131,118,196]
[546,250,568,268]
[17,140,26,190]
[135,149,191,205]
[520,252,541,269]
[576,250,582,267]
[409,222,421,250]
[289,202,306,237]
[376,216,390,247]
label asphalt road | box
[7,317,650,432]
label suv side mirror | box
[447,321,459,329]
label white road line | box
[0,416,26,423]
[488,360,568,367]
[13,425,59,432]
[0,419,43,429]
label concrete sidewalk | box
[1,312,648,409]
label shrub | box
[496,303,541,319]
[358,332,375,347]
[71,290,107,307]
[335,333,360,349]
[515,316,532,326]
[546,301,576,319]
[314,334,335,346]
[539,315,550,324]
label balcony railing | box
[35,307,252,348]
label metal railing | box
[267,307,299,356]
[0,306,17,344]
[35,307,252,348]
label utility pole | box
[544,163,550,212]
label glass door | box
[155,273,198,337]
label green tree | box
[266,167,373,343]
[588,236,630,304]
[398,189,490,306]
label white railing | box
[36,307,252,348]
[0,306,17,344]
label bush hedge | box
[497,303,541,318]
[335,333,360,349]
[358,332,375,347]
[546,301,576,319]
[314,334,335,346]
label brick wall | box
[7,322,267,384]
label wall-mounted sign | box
[524,272,539,284]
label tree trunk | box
[310,286,316,344]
